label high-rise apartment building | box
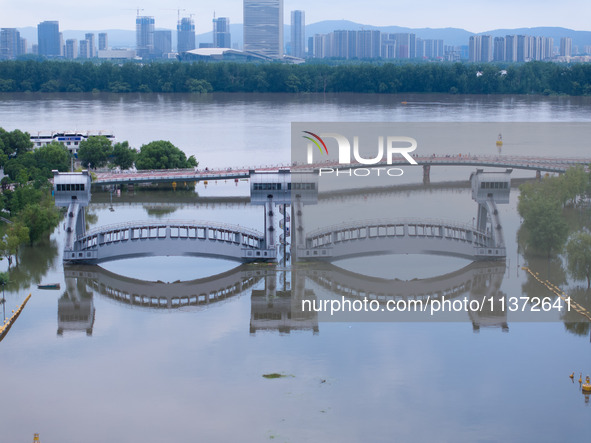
[153,30,172,58]
[85,33,95,58]
[79,39,89,59]
[481,35,493,62]
[330,30,348,58]
[98,33,108,51]
[136,16,155,58]
[213,17,231,49]
[19,38,27,56]
[381,33,396,59]
[356,30,381,59]
[560,37,572,56]
[65,39,77,59]
[37,21,61,57]
[394,33,414,59]
[0,28,22,60]
[493,37,505,61]
[290,10,305,58]
[178,17,196,53]
[504,35,517,62]
[243,0,283,58]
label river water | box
[0,92,590,442]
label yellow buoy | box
[569,372,575,379]
[582,383,591,393]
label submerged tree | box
[566,231,591,288]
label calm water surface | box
[0,93,590,443]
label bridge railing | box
[81,219,263,239]
[73,220,266,253]
[305,218,494,249]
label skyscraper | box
[178,17,196,53]
[243,0,283,58]
[153,30,172,58]
[560,37,572,56]
[394,33,413,59]
[505,35,517,62]
[290,10,305,58]
[65,39,77,59]
[493,37,505,61]
[37,21,61,57]
[469,35,481,62]
[99,33,108,51]
[0,28,22,60]
[481,35,493,62]
[213,17,231,49]
[79,39,89,59]
[85,33,95,58]
[136,16,155,59]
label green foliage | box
[20,202,59,245]
[0,128,33,162]
[33,142,71,175]
[566,231,591,288]
[0,222,30,266]
[135,140,197,170]
[112,141,137,170]
[78,136,113,169]
[518,194,569,257]
[0,59,590,95]
[518,166,591,257]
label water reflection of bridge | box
[64,264,273,309]
[62,260,508,334]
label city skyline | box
[2,0,591,35]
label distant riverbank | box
[1,59,590,95]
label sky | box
[2,0,591,34]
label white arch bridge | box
[297,217,504,261]
[64,220,276,264]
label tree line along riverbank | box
[0,60,590,95]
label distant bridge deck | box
[91,155,591,185]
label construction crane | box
[121,8,145,17]
[161,8,187,23]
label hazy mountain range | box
[15,20,591,51]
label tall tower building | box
[468,35,481,62]
[79,39,89,59]
[560,37,572,56]
[213,17,231,49]
[65,39,77,59]
[481,35,493,62]
[98,33,108,51]
[85,33,95,58]
[177,17,196,53]
[37,21,61,57]
[493,37,505,61]
[290,10,305,58]
[505,35,517,62]
[243,0,283,58]
[136,16,155,59]
[0,28,22,60]
[395,33,413,59]
[153,30,172,58]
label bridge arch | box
[65,220,276,264]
